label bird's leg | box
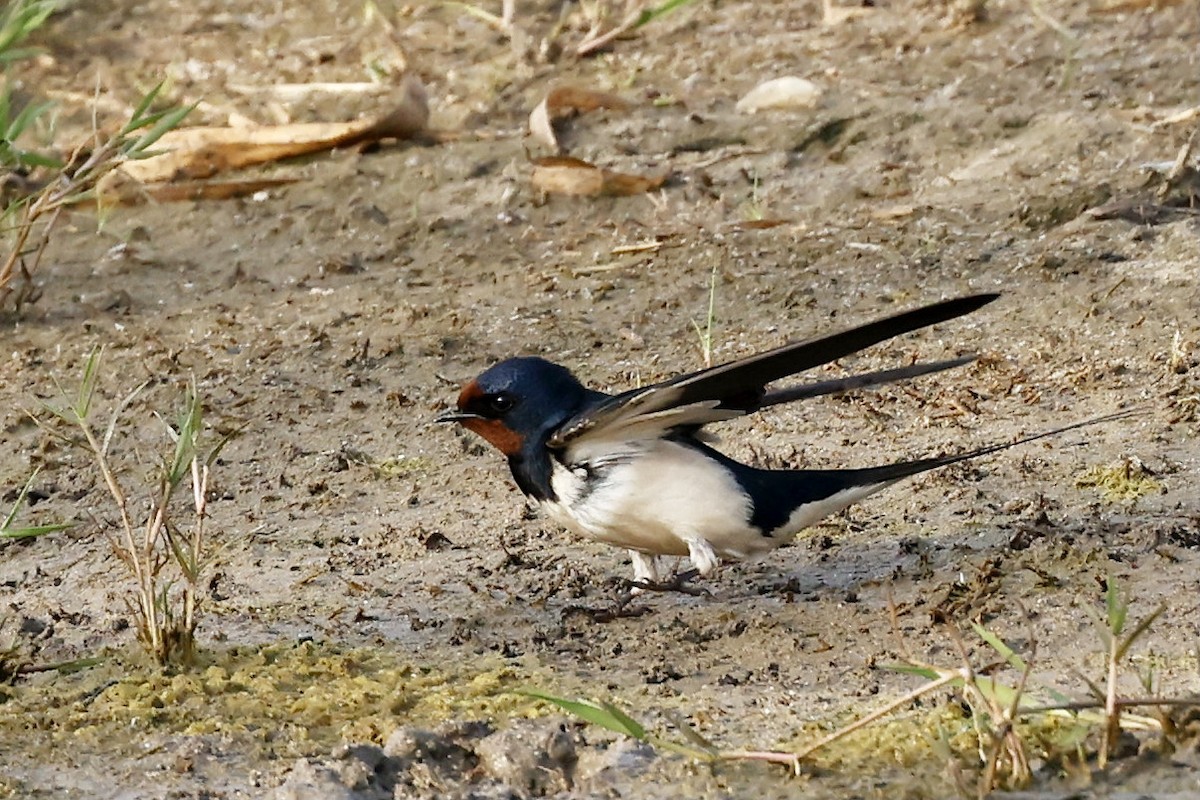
[628,551,661,595]
[685,538,721,576]
[623,538,715,597]
[625,538,719,596]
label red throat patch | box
[460,418,524,456]
[456,379,485,408]
[455,379,523,455]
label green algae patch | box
[1075,460,1163,503]
[781,699,1093,789]
[1,642,544,758]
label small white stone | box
[736,76,824,113]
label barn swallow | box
[438,294,1120,586]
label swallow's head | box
[437,357,588,456]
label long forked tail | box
[761,356,977,408]
[731,408,1142,537]
[840,408,1144,487]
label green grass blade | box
[880,662,944,681]
[43,656,104,673]
[663,710,718,755]
[1105,576,1127,636]
[6,96,53,140]
[167,383,202,487]
[1,468,68,538]
[76,346,102,419]
[1,522,71,539]
[163,522,192,575]
[0,46,45,64]
[972,675,1022,709]
[2,468,38,528]
[1074,670,1106,701]
[123,102,194,159]
[205,422,245,468]
[102,380,148,457]
[1115,603,1167,662]
[119,81,166,136]
[12,148,61,169]
[971,622,1027,672]
[1043,685,1074,706]
[597,700,648,740]
[633,0,698,28]
[520,690,648,740]
[0,1,56,59]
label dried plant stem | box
[1100,629,1121,768]
[78,414,169,657]
[978,646,1035,796]
[793,668,967,760]
[720,749,802,775]
[1019,697,1200,714]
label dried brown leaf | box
[119,77,429,183]
[530,156,666,197]
[729,219,793,230]
[529,86,632,151]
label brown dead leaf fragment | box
[529,86,631,152]
[729,219,793,230]
[119,77,429,184]
[530,156,666,197]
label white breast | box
[540,439,777,560]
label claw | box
[627,568,711,598]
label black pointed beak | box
[435,410,482,424]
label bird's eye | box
[488,393,515,414]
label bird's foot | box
[627,568,711,598]
[559,569,710,622]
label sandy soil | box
[3,0,1200,798]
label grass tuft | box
[1,41,194,309]
[37,348,232,667]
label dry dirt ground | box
[3,0,1200,798]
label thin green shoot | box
[1,468,70,539]
[631,0,700,28]
[118,82,196,161]
[576,0,702,56]
[742,173,766,221]
[690,264,718,368]
[1091,575,1168,767]
[0,0,56,65]
[0,2,61,175]
[971,621,1027,673]
[0,88,60,170]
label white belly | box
[540,439,777,560]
